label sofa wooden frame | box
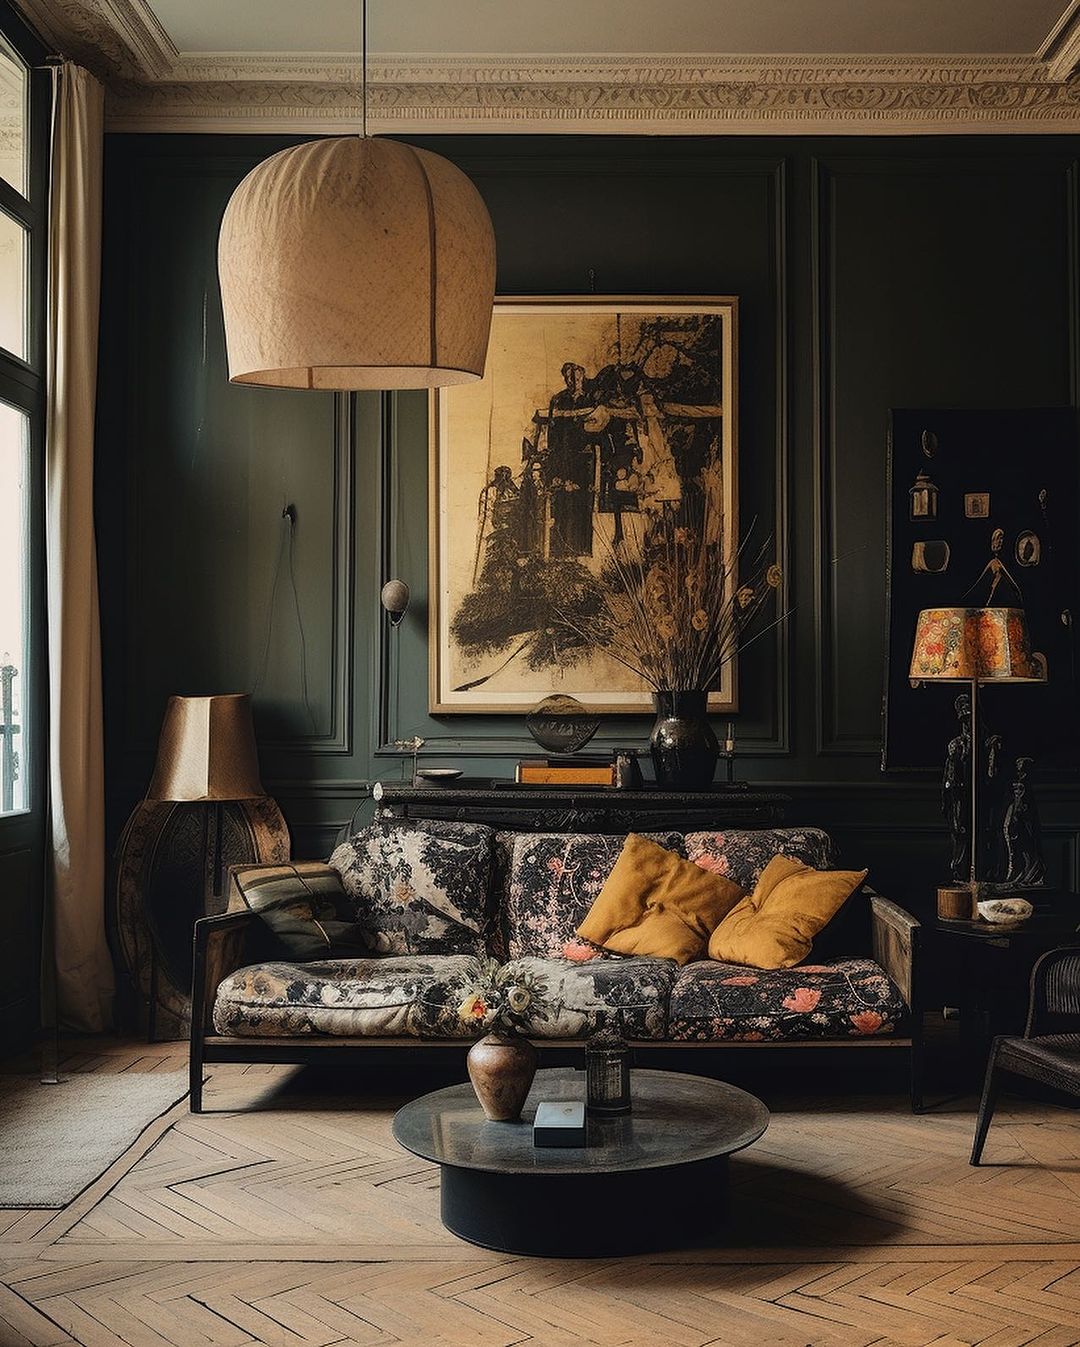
[189,892,923,1114]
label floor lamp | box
[910,607,1044,916]
[113,694,290,1039]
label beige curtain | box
[46,63,114,1031]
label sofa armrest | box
[869,891,921,1011]
[191,909,257,1035]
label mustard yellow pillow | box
[577,834,744,965]
[707,854,868,970]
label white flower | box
[507,986,532,1014]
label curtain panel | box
[46,62,114,1031]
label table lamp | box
[909,608,1044,914]
[113,694,290,1039]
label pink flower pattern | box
[669,958,903,1041]
[782,987,822,1013]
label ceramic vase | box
[466,1032,539,1121]
[649,689,720,789]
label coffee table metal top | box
[392,1068,769,1176]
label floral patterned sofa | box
[190,820,922,1112]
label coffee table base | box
[440,1155,730,1257]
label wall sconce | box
[909,470,939,521]
[380,579,410,627]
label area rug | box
[0,1071,188,1207]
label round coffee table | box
[392,1067,768,1256]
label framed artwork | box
[884,408,1079,770]
[430,297,739,714]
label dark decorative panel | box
[816,155,1074,756]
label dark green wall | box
[96,134,1080,908]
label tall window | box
[0,4,48,825]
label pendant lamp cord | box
[360,0,368,139]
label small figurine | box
[1002,756,1046,888]
[965,528,1023,605]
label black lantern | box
[585,1014,631,1114]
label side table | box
[923,894,1080,1074]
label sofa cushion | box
[707,855,868,970]
[231,862,347,917]
[685,827,836,890]
[578,834,744,965]
[668,957,905,1042]
[329,820,493,958]
[230,862,370,961]
[495,955,677,1039]
[501,831,685,960]
[212,954,484,1039]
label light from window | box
[0,36,26,198]
[0,400,28,815]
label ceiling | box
[147,0,1068,58]
[14,0,1080,135]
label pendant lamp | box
[217,2,496,391]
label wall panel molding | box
[96,133,1080,870]
[371,150,791,759]
[258,394,356,757]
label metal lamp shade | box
[218,137,496,391]
[146,694,265,801]
[909,607,1043,684]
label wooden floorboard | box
[2,1037,1080,1346]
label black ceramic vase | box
[649,690,720,790]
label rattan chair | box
[970,944,1080,1165]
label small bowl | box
[977,897,1034,926]
[414,768,463,784]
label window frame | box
[0,0,50,826]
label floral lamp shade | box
[909,607,1044,684]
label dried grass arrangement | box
[559,491,783,694]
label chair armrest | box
[1025,944,1080,1037]
[191,910,257,1035]
[869,892,921,1010]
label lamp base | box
[113,796,289,1039]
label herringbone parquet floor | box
[2,1040,1080,1347]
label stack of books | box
[514,752,640,788]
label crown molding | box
[102,55,1080,136]
[1040,0,1080,80]
[13,0,1080,135]
[14,0,176,79]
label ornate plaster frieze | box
[103,56,1080,135]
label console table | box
[372,783,789,833]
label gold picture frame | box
[429,295,739,714]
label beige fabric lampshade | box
[146,694,265,801]
[218,136,496,390]
[909,607,1044,683]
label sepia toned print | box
[430,298,738,713]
